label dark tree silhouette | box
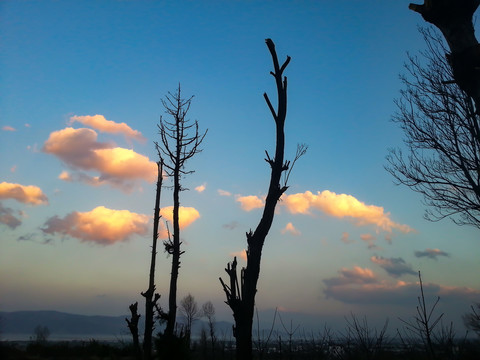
[141,160,163,360]
[464,302,480,336]
[126,160,163,360]
[386,28,480,228]
[202,301,217,358]
[157,85,207,339]
[220,39,304,360]
[409,0,480,110]
[179,293,200,343]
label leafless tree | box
[398,271,443,359]
[157,85,207,339]
[220,39,305,360]
[202,301,217,358]
[408,0,480,109]
[464,302,480,336]
[179,293,200,342]
[386,27,480,228]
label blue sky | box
[1,0,478,335]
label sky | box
[1,0,479,336]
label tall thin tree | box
[220,39,305,360]
[157,85,207,339]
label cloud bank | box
[323,266,479,305]
[42,206,150,245]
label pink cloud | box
[236,195,264,211]
[195,183,206,193]
[281,222,301,236]
[218,189,231,196]
[69,115,146,143]
[2,126,15,131]
[282,190,413,234]
[43,127,157,189]
[414,248,450,260]
[0,182,48,205]
[42,206,150,245]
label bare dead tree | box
[157,85,207,339]
[386,27,480,228]
[202,301,217,358]
[179,293,200,343]
[408,0,480,110]
[219,39,304,360]
[126,302,142,360]
[464,302,480,336]
[141,160,164,360]
[398,271,444,359]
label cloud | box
[41,206,150,245]
[230,249,247,262]
[10,165,17,173]
[360,233,379,250]
[43,127,157,189]
[323,266,480,305]
[414,248,450,260]
[0,182,48,205]
[236,195,264,211]
[0,203,22,229]
[282,190,413,233]
[370,256,417,278]
[281,222,301,236]
[2,125,15,131]
[160,206,200,229]
[323,266,377,287]
[69,115,146,143]
[218,189,231,196]
[341,232,355,244]
[195,183,206,193]
[223,221,240,230]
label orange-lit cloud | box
[281,222,301,236]
[69,115,146,143]
[323,266,480,305]
[414,248,450,260]
[236,195,264,211]
[195,183,206,193]
[370,256,416,278]
[282,190,413,233]
[160,206,200,229]
[0,182,48,205]
[218,189,231,196]
[43,127,157,189]
[2,125,15,131]
[230,249,247,262]
[41,206,149,245]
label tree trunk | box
[409,0,480,108]
[165,109,183,338]
[142,161,163,360]
[126,302,142,360]
[220,38,291,360]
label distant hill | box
[0,311,129,337]
[0,310,233,340]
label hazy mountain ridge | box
[0,310,234,339]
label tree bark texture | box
[409,0,480,108]
[220,38,291,360]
